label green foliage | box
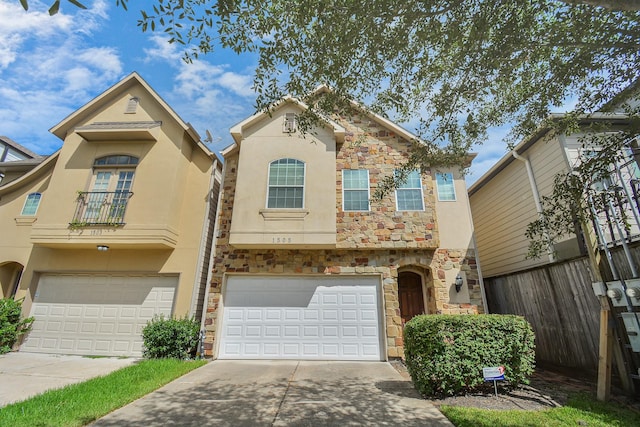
[21,1,640,196]
[141,314,200,359]
[123,0,639,173]
[403,314,535,396]
[0,298,34,354]
[439,392,640,427]
[0,359,206,427]
[525,120,640,259]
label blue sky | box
[0,0,511,184]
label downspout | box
[511,150,556,263]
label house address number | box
[272,236,293,243]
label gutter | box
[511,150,556,263]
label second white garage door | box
[219,275,383,360]
[21,274,177,357]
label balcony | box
[71,191,133,227]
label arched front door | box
[398,271,425,325]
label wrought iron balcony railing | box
[71,191,133,227]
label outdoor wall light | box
[97,245,109,252]
[454,274,464,293]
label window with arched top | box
[21,193,41,216]
[93,155,139,167]
[267,158,305,208]
[77,155,138,224]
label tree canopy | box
[131,2,640,163]
[17,0,640,255]
[22,1,640,164]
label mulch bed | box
[392,362,640,412]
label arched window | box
[93,155,139,167]
[21,193,41,216]
[267,158,305,208]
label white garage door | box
[22,274,177,357]
[219,276,382,360]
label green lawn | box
[0,358,206,427]
[440,392,640,427]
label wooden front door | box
[398,272,425,325]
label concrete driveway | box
[91,360,453,427]
[0,352,137,407]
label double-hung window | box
[267,158,305,208]
[343,169,370,211]
[435,172,456,201]
[396,170,424,211]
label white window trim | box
[435,172,457,201]
[21,192,41,216]
[395,170,425,211]
[342,169,370,212]
[265,158,306,209]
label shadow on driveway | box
[91,361,452,427]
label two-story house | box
[0,72,222,357]
[203,90,485,360]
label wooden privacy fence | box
[484,257,601,374]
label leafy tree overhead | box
[22,1,640,165]
[18,1,640,198]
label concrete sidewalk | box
[91,360,453,427]
[0,352,137,407]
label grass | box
[0,358,206,427]
[440,392,640,427]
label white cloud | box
[218,72,254,97]
[0,0,123,154]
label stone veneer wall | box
[205,111,484,358]
[335,114,440,249]
[204,246,483,358]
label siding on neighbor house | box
[470,135,568,277]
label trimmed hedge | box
[404,314,535,396]
[0,298,34,354]
[141,315,200,359]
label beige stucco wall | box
[1,79,217,323]
[229,104,337,248]
[0,159,55,297]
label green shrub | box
[0,298,34,354]
[404,314,535,396]
[141,315,200,359]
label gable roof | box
[226,85,433,157]
[468,112,631,196]
[0,152,58,193]
[49,72,215,159]
[228,95,346,149]
[0,136,40,159]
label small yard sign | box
[483,366,505,381]
[483,366,505,397]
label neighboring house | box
[0,136,43,186]
[467,90,640,376]
[203,89,485,361]
[0,72,222,357]
[468,113,637,279]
